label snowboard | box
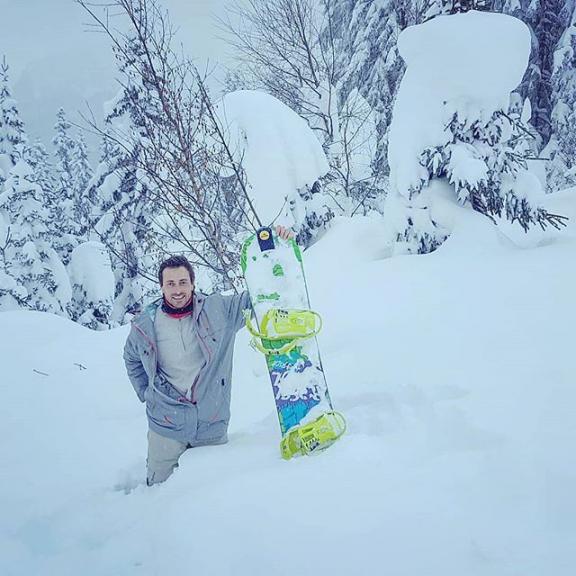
[241,226,345,459]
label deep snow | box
[1,190,575,576]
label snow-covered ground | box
[1,189,575,576]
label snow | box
[216,90,330,224]
[388,11,531,197]
[68,241,115,305]
[1,188,575,576]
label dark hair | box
[158,255,195,285]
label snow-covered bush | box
[385,10,566,254]
[68,242,115,330]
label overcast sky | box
[0,0,233,154]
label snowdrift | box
[1,192,575,576]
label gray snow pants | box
[146,429,228,485]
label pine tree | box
[23,140,56,195]
[71,132,93,235]
[385,11,566,254]
[435,0,491,15]
[0,57,27,176]
[531,0,569,144]
[423,106,563,230]
[287,179,336,246]
[52,108,82,263]
[323,0,421,196]
[52,107,75,207]
[549,2,576,190]
[489,0,573,148]
[0,151,71,314]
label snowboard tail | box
[280,411,346,460]
[241,226,345,459]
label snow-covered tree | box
[70,132,93,235]
[23,140,56,196]
[385,10,566,254]
[490,0,574,148]
[323,0,429,200]
[223,0,339,154]
[429,0,491,15]
[52,108,75,198]
[49,109,95,260]
[52,107,81,263]
[0,153,71,314]
[548,3,576,191]
[0,57,27,179]
[288,180,336,246]
[527,0,571,144]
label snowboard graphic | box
[241,227,345,459]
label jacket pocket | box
[204,378,231,424]
[146,390,187,432]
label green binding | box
[280,411,347,460]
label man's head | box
[158,256,195,309]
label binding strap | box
[244,308,322,356]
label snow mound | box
[216,90,329,223]
[389,10,531,196]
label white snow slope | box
[1,192,575,576]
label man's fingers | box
[275,225,294,240]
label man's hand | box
[275,225,295,240]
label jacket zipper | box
[133,322,157,353]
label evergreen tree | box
[0,152,71,314]
[491,0,573,147]
[431,0,491,15]
[51,107,80,263]
[288,179,336,246]
[328,0,576,200]
[549,2,576,190]
[422,106,563,231]
[24,140,56,195]
[323,0,421,191]
[71,132,93,235]
[52,107,76,209]
[0,57,27,176]
[530,0,570,144]
[385,11,566,254]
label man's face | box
[161,266,194,309]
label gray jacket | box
[123,290,251,445]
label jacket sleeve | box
[123,329,148,403]
[226,290,253,332]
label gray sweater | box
[155,307,205,399]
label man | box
[123,226,294,485]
